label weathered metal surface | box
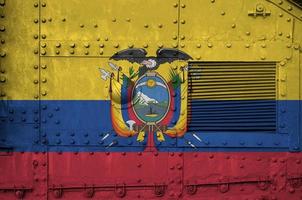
[1,0,302,199]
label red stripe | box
[1,152,301,199]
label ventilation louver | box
[188,62,277,132]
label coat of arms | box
[99,48,192,150]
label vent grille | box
[188,62,277,132]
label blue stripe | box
[0,100,300,152]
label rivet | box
[42,78,47,83]
[41,43,47,48]
[99,49,103,55]
[231,23,236,28]
[279,13,283,17]
[287,6,292,11]
[211,0,215,3]
[173,19,178,24]
[61,18,66,22]
[33,34,39,39]
[34,2,38,7]
[34,49,39,54]
[33,65,39,69]
[96,37,100,41]
[245,31,250,36]
[143,44,148,48]
[245,44,250,48]
[180,19,186,24]
[112,18,116,22]
[278,32,283,36]
[286,34,291,38]
[127,44,133,48]
[126,18,131,22]
[289,187,295,193]
[196,55,201,60]
[84,43,90,48]
[70,43,75,48]
[42,91,47,96]
[34,19,39,23]
[158,24,163,28]
[280,61,286,66]
[84,50,89,55]
[1,39,5,44]
[41,34,47,39]
[172,43,178,48]
[33,80,39,84]
[172,35,178,40]
[260,56,266,60]
[158,43,163,48]
[226,43,232,48]
[104,37,109,41]
[180,43,185,48]
[181,4,186,8]
[94,24,98,28]
[42,18,46,23]
[80,24,84,28]
[41,65,47,69]
[69,50,75,54]
[207,43,213,48]
[196,43,201,48]
[0,75,5,83]
[278,0,283,4]
[56,43,61,48]
[180,35,185,40]
[221,11,225,15]
[286,43,292,48]
[41,50,46,55]
[114,43,119,48]
[144,24,149,28]
[261,43,266,48]
[294,44,299,50]
[173,3,178,7]
[287,18,291,22]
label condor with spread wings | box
[110,48,192,76]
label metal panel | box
[40,0,179,57]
